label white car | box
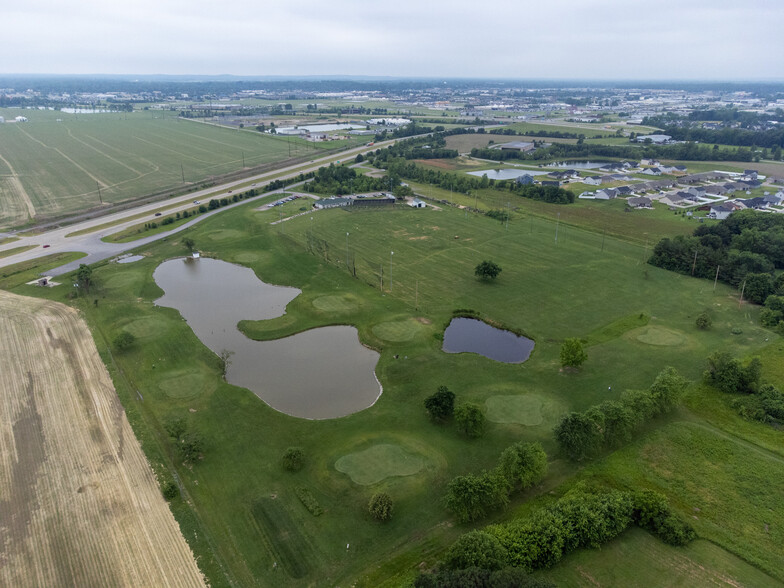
[193,200,200,204]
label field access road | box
[0,138,396,277]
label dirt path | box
[0,291,205,587]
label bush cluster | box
[444,442,547,523]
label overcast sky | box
[2,0,782,80]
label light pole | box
[390,251,394,291]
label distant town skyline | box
[2,0,782,80]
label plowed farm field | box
[0,290,205,588]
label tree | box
[179,431,204,464]
[496,442,547,491]
[560,338,587,368]
[113,331,136,352]
[76,263,93,293]
[368,492,393,521]
[281,447,305,471]
[454,403,485,438]
[444,472,508,522]
[424,385,455,423]
[183,237,195,251]
[443,530,509,571]
[554,412,603,460]
[695,311,712,330]
[474,260,502,281]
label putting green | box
[205,229,245,242]
[486,394,545,426]
[124,317,167,340]
[312,294,357,313]
[233,251,264,264]
[158,369,215,400]
[632,326,687,347]
[372,319,424,342]
[103,272,139,290]
[335,444,425,485]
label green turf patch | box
[204,228,246,242]
[250,498,311,579]
[583,312,650,346]
[485,394,545,426]
[335,444,426,485]
[233,251,264,264]
[157,369,215,400]
[123,316,167,340]
[312,294,357,313]
[103,272,140,290]
[372,318,424,342]
[632,326,687,346]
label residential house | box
[737,197,768,210]
[516,174,535,185]
[641,167,663,176]
[710,202,739,220]
[627,196,653,208]
[595,188,618,200]
[409,198,427,208]
[584,176,603,186]
[540,180,560,187]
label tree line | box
[554,367,687,461]
[649,209,784,304]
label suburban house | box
[498,141,536,152]
[737,197,768,210]
[409,198,427,208]
[627,196,653,209]
[640,167,663,176]
[578,191,596,199]
[595,188,618,200]
[705,185,728,196]
[640,158,661,166]
[741,169,759,181]
[616,186,634,196]
[709,202,740,220]
[764,193,783,205]
[516,174,535,185]
[547,169,578,181]
[661,193,687,207]
[540,180,560,187]
[584,176,603,186]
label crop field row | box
[0,109,326,226]
[0,290,205,587]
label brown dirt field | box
[0,291,205,588]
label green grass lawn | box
[6,187,782,587]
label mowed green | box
[6,188,780,587]
[0,108,318,225]
[335,444,426,485]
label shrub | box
[443,530,509,571]
[281,447,305,471]
[424,385,455,423]
[444,472,508,523]
[474,260,502,280]
[368,492,393,521]
[454,403,486,438]
[496,442,547,491]
[560,338,587,368]
[113,331,136,351]
[695,311,712,329]
[295,487,323,516]
[178,432,203,464]
[162,480,179,501]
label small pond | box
[442,318,534,363]
[153,257,381,419]
[467,169,548,180]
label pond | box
[153,257,381,419]
[544,161,607,169]
[467,169,548,180]
[442,318,534,363]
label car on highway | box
[154,212,162,216]
[251,183,257,187]
[193,200,200,204]
[43,244,50,248]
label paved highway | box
[0,138,395,277]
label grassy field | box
[0,290,205,587]
[0,109,340,227]
[5,182,782,586]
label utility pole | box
[691,249,698,276]
[713,265,720,291]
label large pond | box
[544,161,607,169]
[442,318,534,363]
[467,169,548,180]
[153,257,381,419]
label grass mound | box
[233,251,264,263]
[158,369,215,400]
[124,316,167,340]
[312,294,357,313]
[372,319,424,342]
[335,444,425,485]
[484,394,563,427]
[584,312,650,346]
[633,326,687,347]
